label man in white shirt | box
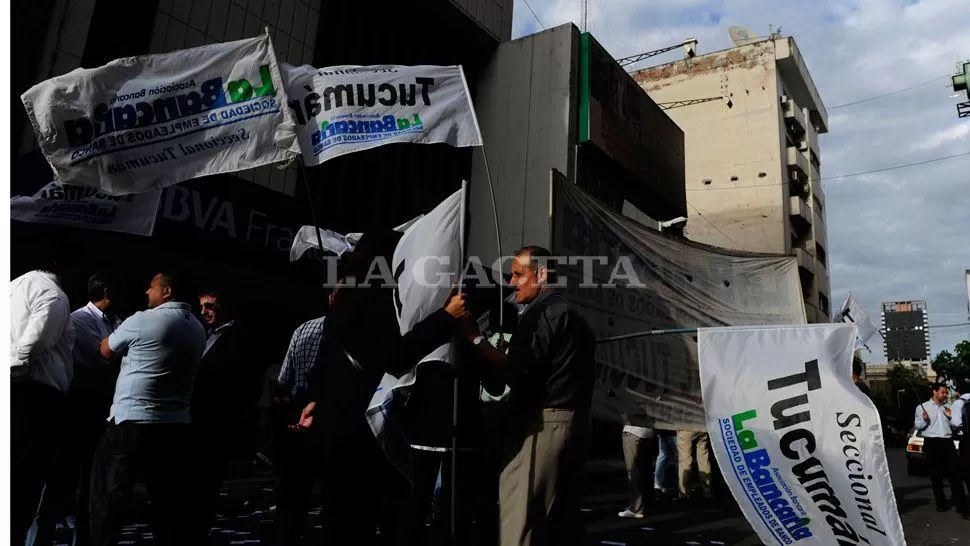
[10,268,75,543]
[28,273,122,546]
[89,271,206,546]
[952,380,970,508]
[915,383,967,514]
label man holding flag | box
[295,230,471,544]
[460,246,596,546]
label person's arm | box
[383,292,469,377]
[915,404,929,432]
[951,399,965,430]
[275,325,303,404]
[13,289,69,372]
[100,314,139,361]
[385,308,461,376]
[462,302,563,388]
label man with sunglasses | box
[186,289,260,544]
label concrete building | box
[633,37,831,323]
[882,300,932,364]
[468,25,686,263]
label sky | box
[511,0,970,361]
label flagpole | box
[296,157,327,257]
[596,327,699,343]
[450,180,469,543]
[458,65,505,334]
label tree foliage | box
[931,340,970,387]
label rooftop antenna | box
[728,25,758,46]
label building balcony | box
[795,247,815,276]
[787,146,809,181]
[783,99,807,137]
[810,166,823,204]
[807,127,820,163]
[789,195,812,234]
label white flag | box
[365,186,465,479]
[276,64,482,165]
[698,324,905,546]
[837,294,879,350]
[289,227,360,261]
[11,182,161,236]
[289,216,423,262]
[22,35,294,195]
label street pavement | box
[42,448,969,545]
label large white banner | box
[837,294,879,351]
[11,182,161,236]
[698,324,905,546]
[365,186,464,479]
[22,35,294,195]
[277,64,482,165]
[553,178,807,431]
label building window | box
[813,196,824,218]
[819,293,829,316]
[816,244,827,267]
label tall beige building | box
[633,36,831,323]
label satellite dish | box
[729,25,757,46]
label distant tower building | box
[882,301,931,364]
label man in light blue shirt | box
[88,271,205,546]
[915,383,967,515]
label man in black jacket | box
[187,289,261,544]
[461,246,595,546]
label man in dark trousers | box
[10,255,76,543]
[952,379,970,518]
[915,383,967,515]
[91,271,205,546]
[461,246,596,546]
[28,274,122,546]
[187,289,260,544]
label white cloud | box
[911,123,970,151]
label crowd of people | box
[8,239,600,546]
[16,236,966,546]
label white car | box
[906,431,961,475]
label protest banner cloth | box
[277,64,482,165]
[22,35,294,195]
[697,324,905,546]
[11,182,161,236]
[553,178,806,432]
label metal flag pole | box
[296,157,327,256]
[450,180,469,543]
[597,327,699,343]
[458,64,504,334]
